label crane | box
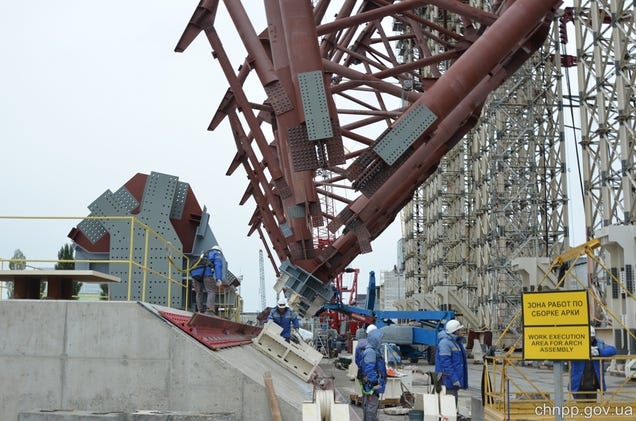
[176,0,563,317]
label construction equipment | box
[323,301,455,363]
[176,0,563,317]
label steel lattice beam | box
[177,0,562,316]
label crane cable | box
[560,32,587,239]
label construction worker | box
[360,327,387,421]
[190,245,224,315]
[355,324,377,386]
[436,319,468,416]
[570,325,617,400]
[267,297,299,342]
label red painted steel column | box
[309,0,561,282]
[271,0,326,261]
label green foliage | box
[6,249,28,298]
[55,244,75,270]
[9,249,26,270]
[55,244,82,299]
[99,283,109,300]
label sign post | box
[522,290,590,421]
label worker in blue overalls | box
[190,245,224,315]
[267,297,299,342]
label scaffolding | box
[399,2,569,333]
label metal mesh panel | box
[288,125,319,171]
[264,80,294,115]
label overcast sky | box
[0,1,402,311]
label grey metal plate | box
[373,103,437,165]
[298,71,333,140]
[170,181,189,220]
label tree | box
[55,244,82,299]
[7,249,27,298]
[9,249,26,270]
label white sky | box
[0,1,402,311]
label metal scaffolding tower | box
[573,1,636,233]
[572,0,636,336]
[399,3,569,332]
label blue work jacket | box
[267,307,299,339]
[435,330,468,390]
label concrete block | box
[252,321,323,382]
[329,403,350,420]
[302,402,322,421]
[414,393,439,420]
[439,393,457,421]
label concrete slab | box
[0,300,312,421]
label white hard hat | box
[277,297,287,307]
[590,326,596,337]
[366,324,377,334]
[446,319,464,334]
[211,245,222,252]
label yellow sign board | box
[524,325,590,360]
[522,290,589,326]
[522,290,590,360]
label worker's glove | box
[372,384,381,391]
[453,381,462,388]
[591,346,599,357]
[216,279,222,287]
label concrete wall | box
[0,300,311,421]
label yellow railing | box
[0,215,241,318]
[483,239,636,420]
[482,354,636,420]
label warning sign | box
[522,290,590,360]
[524,325,590,360]
[522,290,589,326]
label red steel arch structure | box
[176,0,562,317]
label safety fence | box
[0,216,243,321]
[482,353,636,420]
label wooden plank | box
[0,270,120,283]
[0,270,120,299]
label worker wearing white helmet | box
[354,323,378,388]
[189,245,225,315]
[267,296,299,342]
[435,319,468,416]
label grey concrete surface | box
[0,300,312,421]
[18,411,235,421]
[322,355,636,421]
[320,357,486,420]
